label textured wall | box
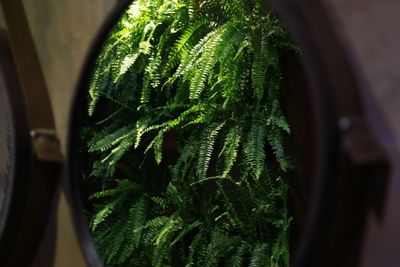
[324,0,400,265]
[0,7,4,28]
[20,1,118,266]
[22,0,117,150]
[325,0,400,137]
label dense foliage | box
[84,0,295,266]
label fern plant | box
[83,0,295,266]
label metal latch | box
[30,129,63,163]
[339,117,387,165]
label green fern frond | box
[228,242,251,267]
[152,216,183,267]
[89,160,110,177]
[217,182,243,230]
[134,117,153,148]
[141,52,162,103]
[166,182,186,208]
[141,216,172,236]
[267,100,290,134]
[190,175,233,186]
[267,131,289,172]
[151,196,170,210]
[188,26,227,99]
[244,121,266,180]
[186,232,204,267]
[90,202,115,231]
[202,229,235,267]
[197,122,225,180]
[117,51,140,79]
[172,135,198,181]
[219,125,242,177]
[251,29,267,104]
[90,180,141,233]
[88,67,102,116]
[105,223,127,263]
[165,17,208,72]
[249,243,269,267]
[100,136,135,176]
[171,220,202,246]
[84,1,295,266]
[88,124,135,152]
[132,197,149,247]
[89,179,140,200]
[144,129,165,164]
[170,28,218,84]
[115,197,149,263]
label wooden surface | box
[1,1,118,266]
[0,7,4,28]
[323,1,400,265]
[22,0,117,150]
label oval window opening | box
[71,1,315,266]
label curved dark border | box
[270,1,378,266]
[0,28,63,267]
[67,1,136,266]
[0,0,64,263]
[67,1,371,266]
[0,31,34,266]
